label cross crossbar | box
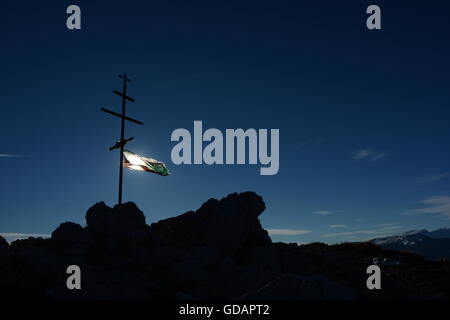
[113,89,135,103]
[101,107,144,125]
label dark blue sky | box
[2,0,450,243]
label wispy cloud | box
[0,233,50,242]
[371,152,387,161]
[324,230,388,238]
[328,224,347,228]
[405,195,450,219]
[352,148,387,161]
[323,223,404,239]
[416,172,450,184]
[377,225,404,231]
[313,210,338,216]
[352,149,372,160]
[267,229,312,236]
[373,223,399,228]
[0,154,24,158]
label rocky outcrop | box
[149,192,271,255]
[86,201,147,238]
[0,191,449,300]
[52,222,87,246]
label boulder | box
[149,192,271,256]
[112,202,147,236]
[85,201,146,239]
[85,201,113,236]
[51,222,87,246]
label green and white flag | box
[123,150,169,176]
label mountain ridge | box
[371,228,450,260]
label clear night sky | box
[2,0,450,244]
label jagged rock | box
[171,259,211,288]
[10,237,51,249]
[149,192,271,256]
[112,202,147,235]
[0,236,8,247]
[1,192,449,300]
[188,246,219,268]
[243,246,282,273]
[85,202,112,236]
[241,274,355,300]
[85,201,146,238]
[51,222,87,245]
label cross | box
[101,74,143,205]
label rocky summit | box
[0,191,449,300]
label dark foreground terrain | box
[1,192,449,300]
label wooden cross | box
[101,74,143,204]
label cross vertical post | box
[118,75,128,205]
[101,73,143,205]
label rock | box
[10,237,51,249]
[112,202,147,236]
[188,246,219,268]
[175,291,195,300]
[51,222,87,246]
[85,201,146,239]
[191,265,279,299]
[171,259,210,289]
[213,257,240,279]
[1,191,448,300]
[243,246,282,273]
[63,243,89,257]
[133,246,186,268]
[149,192,271,256]
[0,236,8,247]
[241,274,354,300]
[0,267,26,299]
[85,201,113,236]
[147,246,188,270]
[133,247,154,266]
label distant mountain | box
[371,228,450,260]
[424,228,450,239]
[401,228,450,239]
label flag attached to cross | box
[123,150,170,176]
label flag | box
[123,150,169,176]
